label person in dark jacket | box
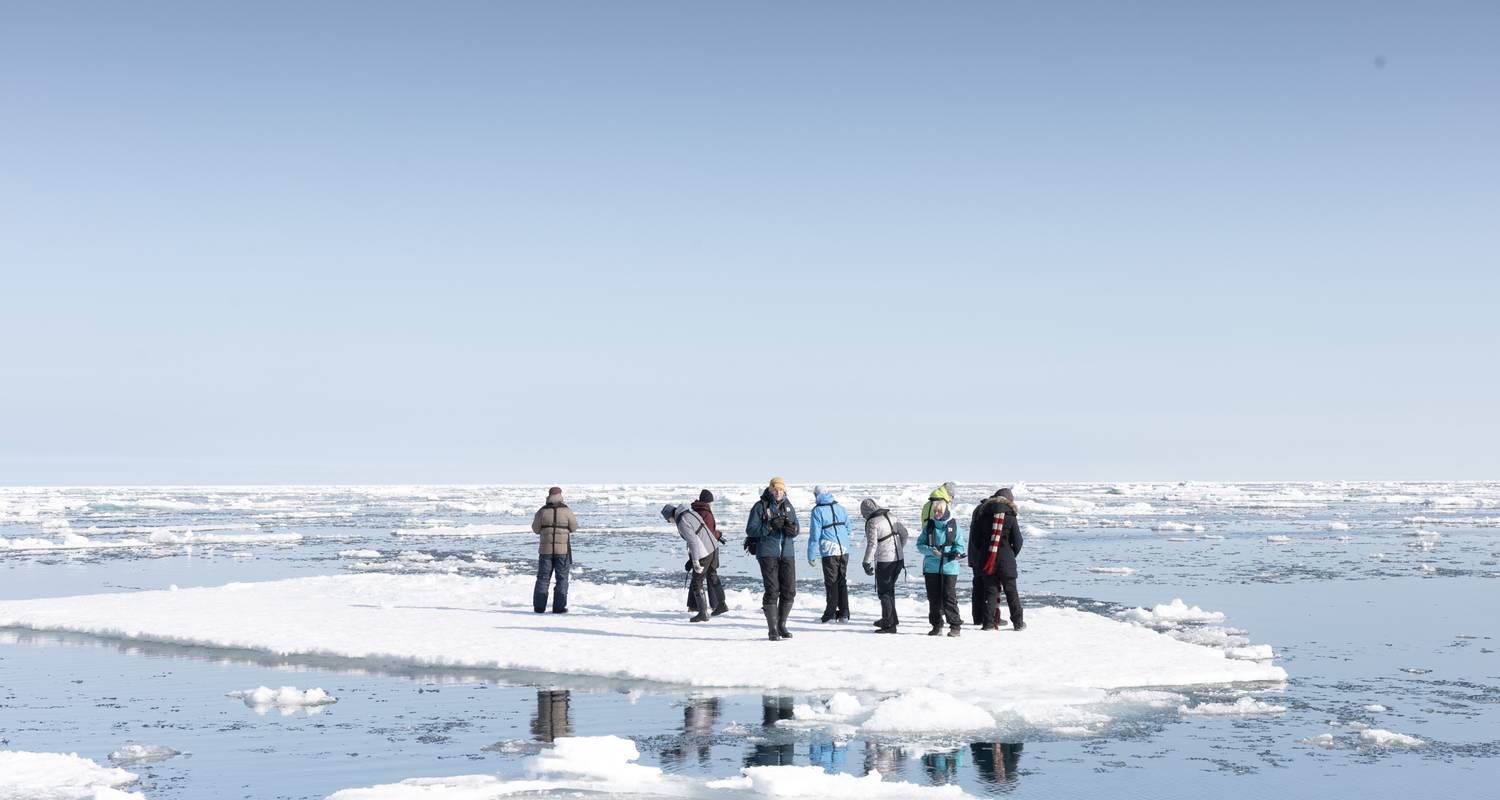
[686,490,729,617]
[662,502,722,622]
[807,486,853,623]
[860,498,909,633]
[530,486,579,613]
[968,487,1025,630]
[746,477,799,640]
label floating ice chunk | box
[1088,567,1135,575]
[1369,552,1386,560]
[1325,521,1352,531]
[339,549,382,559]
[149,528,300,545]
[1153,522,1205,532]
[393,523,536,537]
[1419,563,1437,573]
[228,685,337,715]
[1406,529,1441,538]
[108,743,182,766]
[1363,704,1387,713]
[398,551,435,562]
[1180,697,1287,715]
[1359,728,1425,747]
[1266,535,1292,543]
[1300,733,1337,748]
[0,750,143,799]
[1166,537,1192,542]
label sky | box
[1,1,1497,485]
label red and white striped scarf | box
[982,510,1006,574]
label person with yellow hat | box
[746,477,800,641]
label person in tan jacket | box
[531,486,579,613]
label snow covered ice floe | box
[326,734,969,798]
[392,523,536,538]
[1359,728,1426,747]
[1087,566,1135,575]
[227,686,337,716]
[0,574,1284,735]
[108,743,182,766]
[0,750,144,799]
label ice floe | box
[228,685,337,715]
[1359,728,1426,747]
[0,574,1284,735]
[0,750,144,799]
[108,743,182,766]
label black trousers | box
[757,556,796,614]
[973,571,1023,625]
[819,554,850,620]
[874,561,902,627]
[923,572,962,628]
[687,551,727,613]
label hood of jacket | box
[814,491,837,506]
[929,484,953,503]
[546,491,565,506]
[859,498,880,519]
[690,500,713,516]
[660,504,678,522]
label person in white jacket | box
[662,503,722,623]
[860,498,909,633]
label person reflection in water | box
[744,695,796,767]
[863,741,906,781]
[969,741,1024,787]
[663,695,723,767]
[921,747,965,785]
[530,689,571,743]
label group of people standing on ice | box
[531,479,1025,640]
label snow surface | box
[326,735,968,798]
[0,750,143,799]
[0,574,1284,734]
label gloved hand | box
[863,562,875,576]
[743,537,758,555]
[684,559,694,572]
[693,560,705,574]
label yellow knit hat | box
[769,477,787,492]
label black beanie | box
[699,489,714,503]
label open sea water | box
[2,482,1497,798]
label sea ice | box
[228,686,337,715]
[1179,697,1286,715]
[108,743,182,766]
[0,750,143,799]
[1359,728,1425,747]
[0,575,1285,731]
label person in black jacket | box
[968,487,1025,630]
[746,477,799,641]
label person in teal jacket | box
[915,497,966,636]
[807,486,853,623]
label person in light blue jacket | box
[914,497,966,636]
[807,486,853,623]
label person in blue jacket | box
[807,486,853,623]
[915,496,966,637]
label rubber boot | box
[689,587,711,622]
[763,607,781,641]
[776,602,793,640]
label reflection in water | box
[808,740,848,773]
[660,695,722,768]
[970,742,1024,787]
[531,689,572,742]
[744,695,795,767]
[921,747,966,785]
[863,741,906,781]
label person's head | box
[547,486,563,500]
[859,498,879,519]
[813,485,827,497]
[998,487,1015,502]
[698,489,714,504]
[769,477,787,502]
[931,499,949,518]
[660,504,677,523]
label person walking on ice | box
[661,500,722,623]
[686,489,729,618]
[746,477,799,641]
[530,487,578,614]
[916,494,966,636]
[808,486,853,623]
[969,487,1025,630]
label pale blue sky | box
[2,1,1496,484]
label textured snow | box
[0,574,1284,730]
[1117,598,1226,625]
[0,750,144,799]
